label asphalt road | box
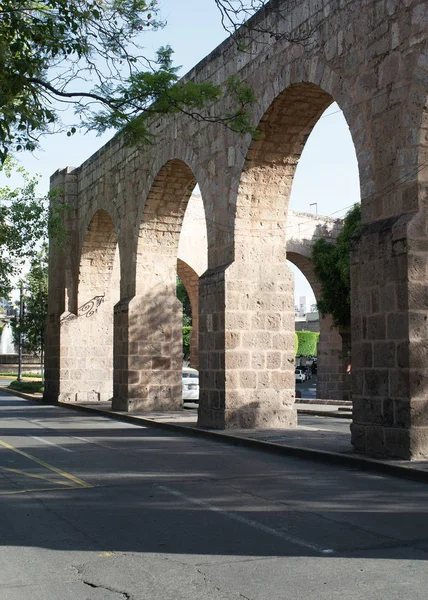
[296,374,317,399]
[1,390,428,600]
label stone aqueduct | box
[45,0,428,460]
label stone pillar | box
[351,212,428,459]
[340,331,352,401]
[317,316,351,401]
[44,168,78,404]
[198,249,297,429]
[112,291,183,412]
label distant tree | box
[11,245,48,376]
[176,276,192,327]
[182,326,192,363]
[311,204,361,330]
[21,245,48,357]
[0,159,65,297]
[176,276,193,361]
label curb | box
[0,387,45,403]
[295,399,353,406]
[296,408,352,419]
[2,386,428,484]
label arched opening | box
[287,254,319,403]
[177,191,208,371]
[135,160,197,295]
[61,210,120,403]
[115,161,207,412]
[289,103,361,216]
[286,100,360,405]
[202,82,359,430]
[287,251,351,405]
[177,259,199,368]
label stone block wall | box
[113,293,183,412]
[317,317,352,402]
[351,212,428,459]
[198,254,297,429]
[59,301,115,402]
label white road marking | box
[158,484,334,555]
[298,426,339,433]
[71,435,117,450]
[31,436,74,452]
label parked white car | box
[295,368,306,383]
[182,367,199,401]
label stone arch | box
[59,209,120,403]
[78,209,120,306]
[198,82,360,429]
[235,83,336,247]
[286,251,319,298]
[135,159,197,294]
[113,160,205,412]
[240,58,367,221]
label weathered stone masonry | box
[45,0,428,459]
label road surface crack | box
[82,579,131,599]
[195,566,255,600]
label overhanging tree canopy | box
[0,0,259,163]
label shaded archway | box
[60,210,120,403]
[113,160,202,412]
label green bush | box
[183,326,192,361]
[9,380,44,393]
[296,330,319,357]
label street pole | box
[17,283,24,382]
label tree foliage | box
[0,0,258,163]
[176,277,192,360]
[0,159,63,297]
[13,245,48,356]
[296,330,319,357]
[311,204,361,330]
[182,325,192,362]
[176,276,192,327]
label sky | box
[3,0,360,308]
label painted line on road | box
[0,485,89,496]
[0,439,92,488]
[71,435,117,450]
[0,466,75,486]
[158,484,334,555]
[299,426,340,433]
[31,435,74,453]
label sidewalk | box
[3,384,428,482]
